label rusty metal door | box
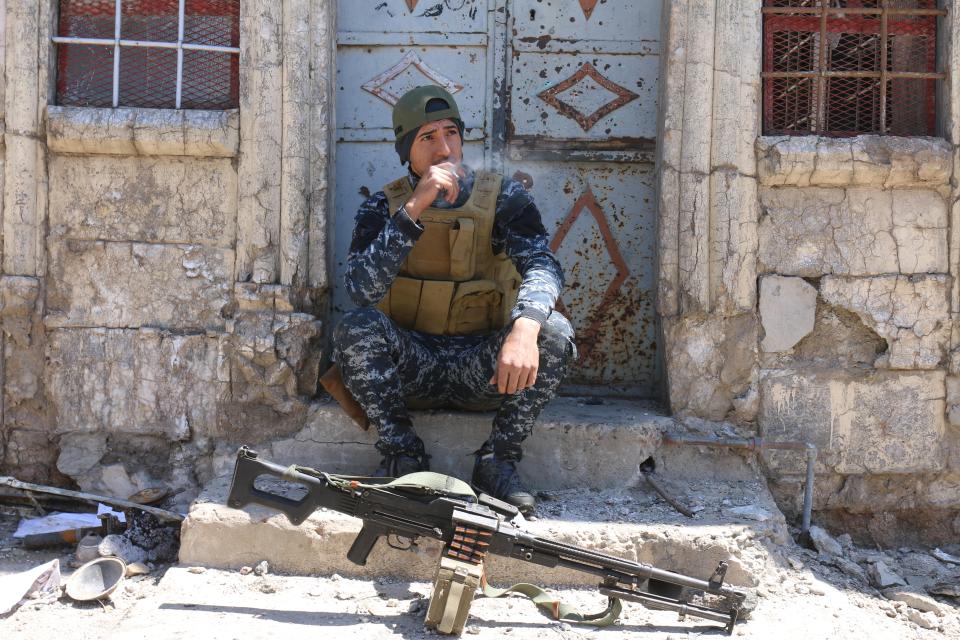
[503,1,661,395]
[333,0,661,396]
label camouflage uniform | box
[334,167,574,461]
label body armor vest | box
[378,171,521,335]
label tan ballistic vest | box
[377,171,521,335]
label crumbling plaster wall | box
[0,0,335,506]
[657,0,960,541]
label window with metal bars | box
[54,0,240,110]
[762,1,946,137]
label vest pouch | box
[448,218,476,281]
[448,280,502,335]
[378,277,421,329]
[405,217,453,280]
[414,279,455,334]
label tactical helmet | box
[392,85,464,164]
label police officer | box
[333,85,574,514]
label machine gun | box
[226,446,751,635]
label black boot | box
[471,453,536,515]
[372,451,430,478]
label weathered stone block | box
[759,275,817,352]
[56,432,108,476]
[49,155,237,246]
[225,309,323,410]
[810,138,854,186]
[820,275,950,369]
[769,301,886,369]
[710,171,759,313]
[46,241,234,330]
[890,189,949,274]
[947,376,960,426]
[664,314,758,422]
[233,283,295,313]
[46,328,229,440]
[759,187,947,276]
[759,368,946,474]
[756,136,817,186]
[46,106,240,158]
[757,135,951,189]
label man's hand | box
[404,162,465,220]
[490,317,541,394]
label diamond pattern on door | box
[537,62,639,131]
[361,51,465,106]
[549,187,629,359]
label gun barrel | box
[513,532,746,602]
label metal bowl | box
[65,556,127,601]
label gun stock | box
[227,446,351,526]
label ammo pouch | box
[378,277,504,335]
[425,555,483,635]
[379,171,521,336]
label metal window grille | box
[54,0,240,110]
[762,0,946,136]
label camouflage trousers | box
[333,307,575,461]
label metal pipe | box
[661,434,817,539]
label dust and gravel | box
[2,508,958,640]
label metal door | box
[333,1,661,396]
[503,1,661,395]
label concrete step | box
[181,401,791,588]
[204,397,675,492]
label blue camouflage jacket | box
[345,167,564,328]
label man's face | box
[408,119,463,176]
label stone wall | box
[657,0,960,543]
[754,136,960,544]
[0,1,334,508]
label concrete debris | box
[932,548,960,565]
[239,566,253,575]
[725,505,773,522]
[809,526,843,556]
[883,589,943,616]
[187,567,206,575]
[125,562,151,577]
[254,560,270,576]
[829,556,869,583]
[907,608,940,630]
[869,561,908,589]
[930,582,960,598]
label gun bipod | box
[597,583,740,635]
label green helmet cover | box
[392,85,462,141]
